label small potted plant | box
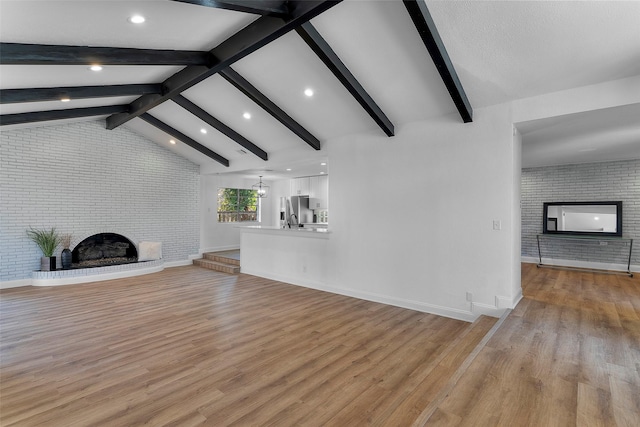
[61,234,72,270]
[26,227,61,271]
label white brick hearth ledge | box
[31,259,165,287]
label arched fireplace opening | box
[72,233,138,268]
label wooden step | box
[380,314,500,425]
[411,312,509,426]
[203,252,240,266]
[193,258,240,274]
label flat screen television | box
[543,201,622,237]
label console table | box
[536,234,634,277]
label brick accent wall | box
[1,120,200,282]
[521,159,639,267]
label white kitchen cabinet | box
[308,176,318,198]
[290,177,310,196]
[319,175,328,201]
[308,175,328,208]
[291,175,328,204]
[308,197,327,210]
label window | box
[217,188,259,222]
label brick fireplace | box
[72,233,138,268]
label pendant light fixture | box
[252,176,269,198]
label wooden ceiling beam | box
[171,0,290,18]
[296,22,394,137]
[0,43,210,66]
[0,105,128,126]
[0,84,163,104]
[106,0,342,130]
[402,0,473,123]
[172,95,268,161]
[219,67,321,150]
[139,113,229,167]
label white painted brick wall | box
[1,120,200,282]
[521,159,639,265]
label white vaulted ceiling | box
[1,0,639,176]
[428,0,640,107]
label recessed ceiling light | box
[243,112,251,120]
[60,98,70,102]
[89,65,103,72]
[286,168,292,171]
[169,139,176,145]
[304,88,314,97]
[320,171,325,175]
[128,15,145,24]
[320,162,327,166]
[200,128,207,134]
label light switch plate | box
[493,220,501,230]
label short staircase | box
[193,251,240,274]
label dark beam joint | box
[296,22,394,137]
[138,113,229,167]
[219,67,321,150]
[172,95,268,161]
[0,84,162,104]
[106,0,342,130]
[171,0,291,17]
[402,0,473,123]
[0,43,210,66]
[0,105,129,126]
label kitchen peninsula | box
[239,225,330,290]
[238,173,330,290]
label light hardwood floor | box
[423,264,640,426]
[2,264,638,426]
[1,266,494,426]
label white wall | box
[510,126,522,304]
[241,104,520,320]
[199,174,274,252]
[242,76,640,320]
[322,104,520,317]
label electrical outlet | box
[492,220,501,230]
[466,292,473,302]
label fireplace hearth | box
[72,233,138,269]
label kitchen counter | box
[239,225,330,237]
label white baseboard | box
[471,302,507,318]
[471,292,522,318]
[522,256,638,273]
[240,267,477,323]
[0,279,32,289]
[497,292,523,309]
[326,284,478,323]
